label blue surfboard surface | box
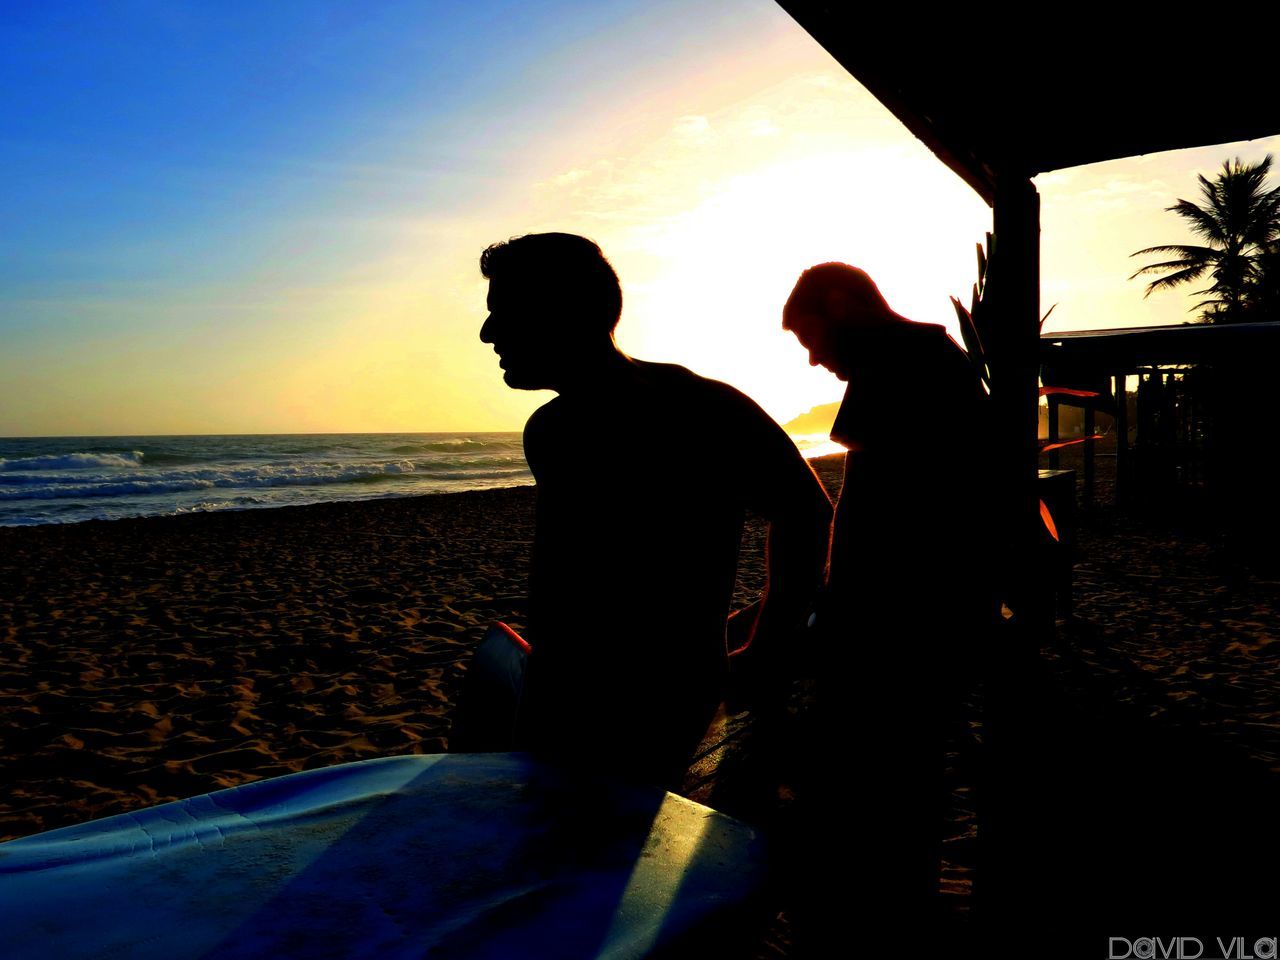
[0,753,766,959]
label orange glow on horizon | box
[792,435,847,460]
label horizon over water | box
[0,431,840,526]
[0,433,530,527]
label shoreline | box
[0,432,532,529]
[0,444,845,530]
[0,479,537,531]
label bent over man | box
[783,262,996,939]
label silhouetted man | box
[782,263,995,935]
[480,233,831,787]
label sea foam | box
[0,451,145,471]
[0,433,532,525]
[0,460,426,501]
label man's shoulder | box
[644,363,801,465]
[522,398,571,457]
[635,360,763,415]
[524,396,564,430]
[914,322,970,366]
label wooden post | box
[1083,404,1095,511]
[980,175,1042,931]
[990,175,1042,622]
[1116,371,1129,506]
[1047,396,1060,470]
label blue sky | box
[3,1,1277,436]
[4,1,678,293]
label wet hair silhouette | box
[480,233,622,334]
[782,262,893,330]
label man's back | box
[517,360,797,783]
[827,322,990,610]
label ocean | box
[0,431,840,527]
[0,434,530,527]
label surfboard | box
[451,621,529,752]
[0,753,767,959]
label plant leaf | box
[1040,499,1059,542]
[1039,303,1057,332]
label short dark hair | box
[782,262,889,329]
[480,233,623,334]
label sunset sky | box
[4,0,1278,437]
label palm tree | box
[1130,155,1280,324]
[1247,239,1280,321]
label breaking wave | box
[388,438,522,454]
[0,460,432,501]
[0,451,145,471]
[0,432,531,525]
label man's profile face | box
[787,311,849,381]
[480,276,565,391]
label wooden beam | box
[771,4,998,204]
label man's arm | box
[726,389,833,684]
[521,401,565,642]
[521,401,559,483]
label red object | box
[1039,386,1100,398]
[1040,434,1104,454]
[493,621,532,655]
[1040,499,1060,542]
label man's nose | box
[480,314,495,344]
[808,351,819,367]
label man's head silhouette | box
[480,233,623,391]
[782,263,896,381]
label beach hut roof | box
[1042,320,1280,370]
[774,8,1280,203]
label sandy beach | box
[0,486,545,839]
[5,447,1280,937]
[0,457,800,842]
[1042,439,1280,777]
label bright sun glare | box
[611,148,990,426]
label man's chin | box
[502,369,551,391]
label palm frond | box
[1129,243,1218,259]
[1190,297,1229,312]
[1130,256,1209,275]
[1168,198,1228,244]
[1140,266,1210,296]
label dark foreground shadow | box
[982,622,1280,957]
